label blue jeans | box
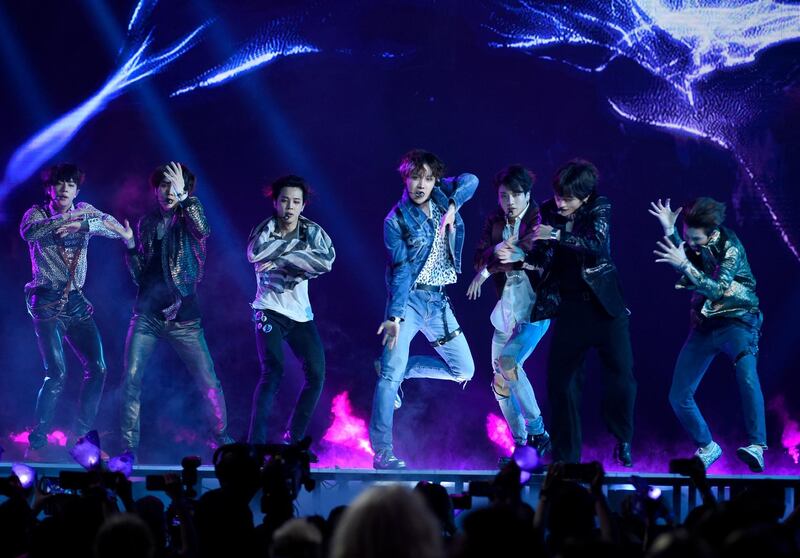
[493,320,550,445]
[369,290,475,452]
[669,316,766,447]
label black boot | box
[374,449,407,470]
[528,431,552,457]
[614,442,632,467]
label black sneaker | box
[374,449,407,470]
[528,431,551,457]
[614,442,633,467]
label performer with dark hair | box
[467,165,551,460]
[529,159,636,466]
[370,149,478,469]
[21,163,128,451]
[107,161,233,458]
[246,175,335,447]
[651,197,766,471]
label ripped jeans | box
[369,289,475,453]
[493,320,550,446]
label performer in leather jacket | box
[529,159,636,465]
[651,197,766,472]
[108,162,233,458]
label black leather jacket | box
[529,193,627,320]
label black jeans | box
[120,314,230,450]
[248,309,326,444]
[546,293,637,463]
[27,289,107,444]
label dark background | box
[1,1,798,471]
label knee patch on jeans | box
[492,374,510,398]
[497,356,518,382]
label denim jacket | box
[671,226,760,324]
[126,197,209,317]
[384,173,478,319]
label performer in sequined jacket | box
[651,197,766,472]
[108,161,233,458]
[20,163,128,451]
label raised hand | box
[104,218,134,243]
[654,236,689,270]
[164,161,188,201]
[648,198,682,234]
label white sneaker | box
[736,444,765,472]
[695,441,722,469]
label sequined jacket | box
[533,193,627,319]
[126,196,209,307]
[20,202,122,292]
[670,226,759,322]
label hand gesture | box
[532,224,554,241]
[439,203,456,236]
[55,220,83,237]
[654,236,689,270]
[377,320,400,350]
[648,198,682,234]
[104,218,134,243]
[495,235,524,263]
[467,271,488,300]
[164,161,188,201]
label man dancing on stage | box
[20,163,127,451]
[651,197,766,471]
[246,175,335,447]
[467,165,552,460]
[529,159,636,466]
[370,149,478,469]
[108,162,233,458]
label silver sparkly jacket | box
[126,196,209,306]
[672,226,759,321]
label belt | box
[413,283,446,293]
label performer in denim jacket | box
[246,175,335,447]
[20,163,127,451]
[108,162,233,458]
[467,165,552,462]
[370,149,478,469]
[651,197,766,472]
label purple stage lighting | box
[108,452,135,478]
[11,463,35,489]
[69,433,103,470]
[513,444,541,472]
